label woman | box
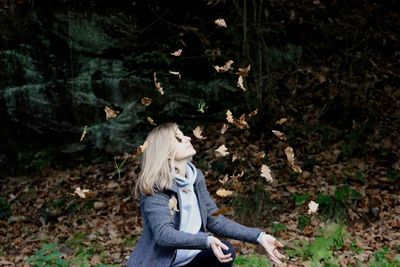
[128,123,285,267]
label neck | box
[174,160,188,178]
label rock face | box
[0,2,236,173]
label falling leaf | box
[170,49,183,56]
[169,70,181,79]
[104,106,120,120]
[284,146,302,173]
[272,130,287,141]
[214,18,227,28]
[236,114,249,129]
[256,152,265,161]
[216,188,233,197]
[220,123,229,134]
[193,126,206,139]
[238,65,251,77]
[153,72,164,95]
[197,100,208,113]
[212,206,233,216]
[237,76,246,91]
[248,109,258,117]
[232,153,238,162]
[147,117,157,125]
[308,201,319,214]
[215,145,229,157]
[80,125,88,142]
[275,118,288,125]
[219,174,229,184]
[141,97,152,106]
[213,60,234,72]
[74,187,90,199]
[261,164,273,183]
[226,110,234,123]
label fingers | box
[215,239,229,251]
[275,240,284,248]
[211,239,233,263]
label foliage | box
[27,243,69,267]
[27,242,119,267]
[316,186,361,223]
[368,246,400,267]
[286,223,348,265]
[235,254,271,267]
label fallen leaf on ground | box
[147,117,157,125]
[272,130,287,141]
[193,126,206,139]
[308,201,319,214]
[80,125,88,142]
[153,72,164,95]
[74,187,90,198]
[214,60,234,72]
[141,97,152,106]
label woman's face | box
[174,128,196,161]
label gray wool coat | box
[127,169,263,267]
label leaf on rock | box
[220,123,229,134]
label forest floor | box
[0,120,399,266]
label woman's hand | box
[259,234,285,265]
[209,237,233,263]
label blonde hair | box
[134,122,178,198]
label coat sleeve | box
[196,169,263,244]
[142,192,209,249]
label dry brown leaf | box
[220,123,229,134]
[226,110,234,123]
[170,49,182,56]
[141,97,152,106]
[261,164,273,183]
[214,18,227,28]
[153,72,164,95]
[216,188,233,197]
[169,70,181,79]
[104,106,120,120]
[284,146,302,173]
[90,255,101,266]
[272,130,287,141]
[237,76,246,91]
[232,153,238,162]
[215,145,229,157]
[275,118,288,125]
[219,174,229,184]
[236,114,249,129]
[193,126,206,139]
[147,117,157,125]
[248,108,258,117]
[238,64,251,77]
[308,201,319,214]
[74,187,90,199]
[214,60,234,72]
[80,125,88,142]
